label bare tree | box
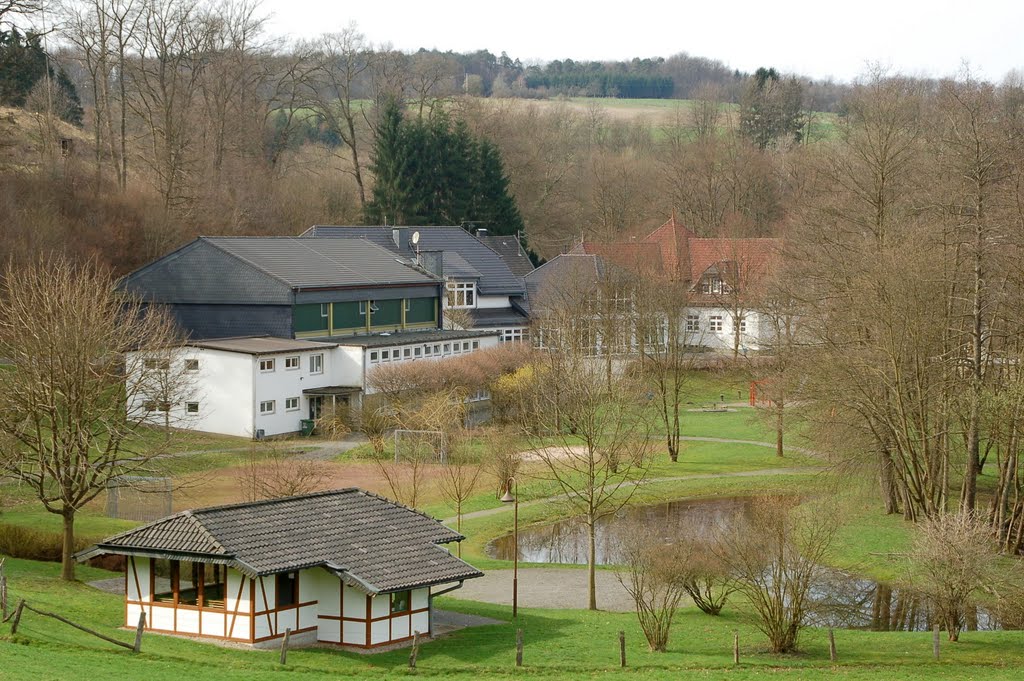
[0,256,187,580]
[437,434,482,557]
[613,524,690,651]
[237,440,328,502]
[714,497,837,653]
[0,0,43,28]
[906,510,1002,641]
[522,304,653,609]
[304,25,372,207]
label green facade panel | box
[372,299,402,326]
[406,297,437,324]
[294,303,328,333]
[332,301,365,330]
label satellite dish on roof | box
[411,231,420,245]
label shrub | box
[0,522,93,562]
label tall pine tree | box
[365,104,524,235]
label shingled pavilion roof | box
[77,489,482,594]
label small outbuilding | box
[77,489,483,649]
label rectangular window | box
[309,353,323,374]
[739,319,747,333]
[381,349,390,361]
[185,401,199,414]
[390,590,411,614]
[501,328,526,343]
[259,358,275,372]
[424,346,432,356]
[144,401,170,413]
[320,303,329,320]
[370,351,379,363]
[202,564,226,609]
[359,301,367,315]
[152,559,176,603]
[443,343,451,354]
[260,400,275,415]
[403,348,411,358]
[144,358,170,371]
[472,341,479,349]
[285,356,299,370]
[433,344,441,355]
[404,299,411,312]
[414,347,422,358]
[462,342,470,351]
[179,561,200,606]
[445,281,477,308]
[685,315,700,332]
[285,397,299,411]
[709,316,723,332]
[276,572,298,608]
[184,359,199,372]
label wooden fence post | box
[1,572,7,621]
[932,625,940,660]
[409,630,420,669]
[618,630,626,667]
[828,627,837,662]
[133,611,146,653]
[733,630,740,665]
[515,628,523,667]
[10,599,25,635]
[279,628,292,665]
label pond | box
[487,496,1015,632]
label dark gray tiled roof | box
[468,307,530,328]
[477,235,535,278]
[85,489,482,594]
[201,237,437,289]
[524,254,603,312]
[189,336,338,355]
[303,226,525,296]
[325,329,498,348]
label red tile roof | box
[572,215,781,296]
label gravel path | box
[448,568,636,611]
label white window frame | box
[685,315,700,333]
[184,359,199,372]
[309,353,324,374]
[285,397,300,412]
[185,401,199,414]
[259,358,275,372]
[403,348,411,359]
[320,303,329,321]
[285,356,300,370]
[738,318,747,334]
[370,351,379,363]
[709,315,724,333]
[501,328,526,343]
[359,301,367,315]
[259,400,275,415]
[446,280,476,308]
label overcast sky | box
[262,0,1024,82]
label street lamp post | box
[500,477,518,618]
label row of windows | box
[686,315,747,334]
[499,328,528,343]
[259,397,301,415]
[259,354,323,374]
[144,358,200,372]
[368,340,480,365]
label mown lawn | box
[2,558,1023,681]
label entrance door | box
[309,396,324,420]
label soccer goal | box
[105,476,173,522]
[393,429,448,465]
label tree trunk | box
[61,510,76,581]
[879,448,900,515]
[775,400,784,458]
[587,518,597,610]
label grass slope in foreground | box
[2,559,1023,680]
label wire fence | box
[105,476,173,522]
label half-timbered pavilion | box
[77,489,482,649]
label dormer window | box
[446,281,476,308]
[701,277,728,295]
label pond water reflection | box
[487,496,1015,632]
